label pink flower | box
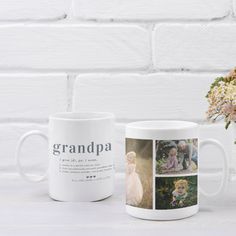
[222,103,234,113]
[222,103,236,122]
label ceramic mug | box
[16,112,115,202]
[125,120,228,220]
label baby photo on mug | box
[155,176,198,209]
[126,138,153,209]
[156,139,198,175]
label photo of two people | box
[156,139,198,175]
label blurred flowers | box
[206,68,236,129]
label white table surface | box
[0,173,236,236]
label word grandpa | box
[52,142,112,156]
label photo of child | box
[161,146,178,172]
[156,139,198,175]
[126,138,153,209]
[156,176,197,209]
[126,151,143,206]
[171,179,188,207]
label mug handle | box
[199,138,228,198]
[15,130,48,182]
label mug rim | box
[50,112,115,121]
[126,120,198,131]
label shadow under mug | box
[15,112,115,202]
[125,120,228,220]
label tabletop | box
[0,173,236,236]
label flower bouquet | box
[206,68,236,129]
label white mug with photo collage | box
[125,121,228,220]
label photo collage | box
[126,138,198,210]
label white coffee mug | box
[16,112,115,202]
[125,120,228,220]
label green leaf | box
[206,77,225,98]
[225,121,231,129]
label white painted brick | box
[72,73,218,121]
[0,124,48,174]
[0,0,69,20]
[73,0,230,20]
[233,0,236,17]
[0,74,67,119]
[154,24,236,70]
[0,25,150,70]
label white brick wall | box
[72,73,216,121]
[0,0,69,20]
[0,74,67,119]
[233,0,236,16]
[153,24,236,70]
[73,0,231,21]
[0,25,150,70]
[0,0,234,173]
